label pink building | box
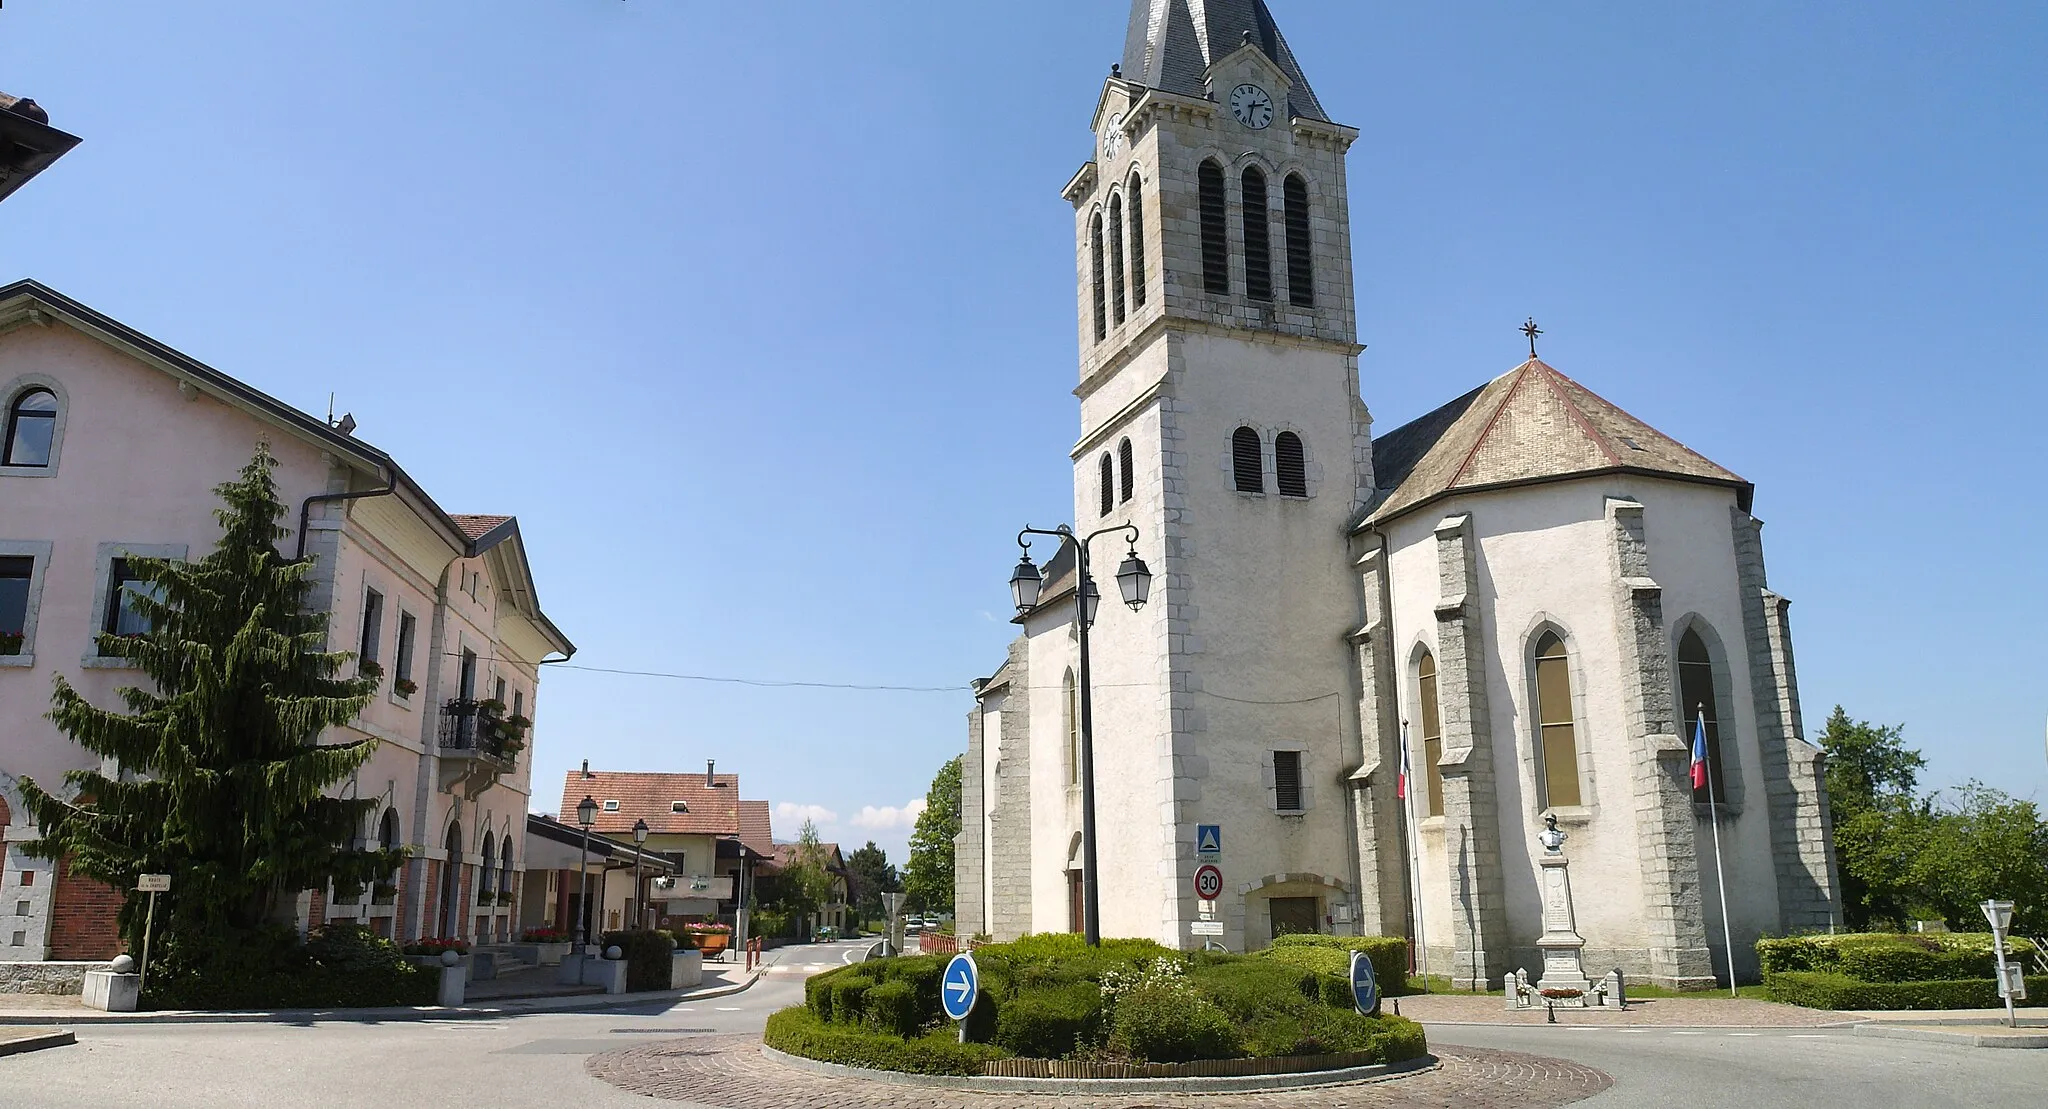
[0,280,573,961]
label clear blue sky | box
[5,2,2044,865]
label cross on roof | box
[1521,318,1543,360]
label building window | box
[602,799,621,812]
[512,689,524,721]
[359,589,383,669]
[479,832,495,896]
[101,558,159,643]
[1533,631,1583,808]
[458,648,478,701]
[1127,172,1147,307]
[1416,649,1445,818]
[1198,159,1229,295]
[1232,426,1263,493]
[1090,212,1107,342]
[1099,452,1115,517]
[1283,173,1314,308]
[1108,194,1127,326]
[0,556,31,655]
[1274,431,1307,497]
[1118,437,1134,503]
[394,612,417,694]
[1063,669,1079,786]
[1241,166,1272,301]
[670,800,689,813]
[379,808,401,851]
[493,676,507,706]
[1678,628,1727,803]
[2,388,57,467]
[1273,750,1304,813]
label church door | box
[1068,871,1084,933]
[1268,896,1321,938]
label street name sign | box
[1193,863,1222,901]
[941,952,980,1022]
[1349,949,1380,1015]
[1195,824,1221,857]
[137,874,170,893]
[1189,920,1224,936]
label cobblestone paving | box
[586,1036,1613,1108]
[1391,994,1850,1027]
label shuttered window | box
[1417,650,1445,818]
[1090,213,1107,342]
[1273,750,1304,812]
[1127,173,1147,307]
[1099,452,1114,517]
[1241,166,1272,301]
[1678,628,1726,803]
[1232,426,1263,493]
[1284,173,1314,308]
[1108,194,1127,326]
[1118,438,1134,502]
[1534,632,1583,808]
[1274,431,1307,496]
[1198,160,1229,295]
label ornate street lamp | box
[575,795,598,950]
[1007,523,1149,946]
[632,818,651,930]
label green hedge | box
[993,981,1103,1057]
[599,929,676,993]
[1260,934,1411,998]
[1756,933,2039,978]
[1110,981,1243,1062]
[764,1005,1006,1075]
[1764,971,2048,1010]
[143,924,437,1011]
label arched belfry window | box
[1063,669,1079,786]
[1108,194,1128,326]
[1198,160,1229,295]
[1099,452,1114,517]
[1241,166,1272,301]
[1127,172,1147,307]
[1118,438,1134,503]
[1678,628,1726,802]
[1416,649,1445,818]
[1533,631,1583,808]
[1274,431,1307,497]
[1089,213,1107,342]
[1283,173,1314,308]
[3,388,57,467]
[1231,426,1263,493]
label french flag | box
[1397,733,1412,800]
[1690,710,1710,790]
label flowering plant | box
[520,927,569,944]
[1538,987,1583,999]
[683,922,733,934]
[403,937,470,956]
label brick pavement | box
[586,1036,1612,1107]
[1390,993,1851,1026]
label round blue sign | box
[941,952,980,1022]
[1349,949,1380,1015]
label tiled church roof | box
[1122,0,1328,122]
[1365,359,1749,525]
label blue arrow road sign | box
[1349,949,1380,1015]
[941,952,980,1022]
[1196,824,1221,857]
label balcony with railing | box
[437,699,528,796]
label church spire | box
[1121,0,1327,122]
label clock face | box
[1103,112,1124,159]
[1229,83,1274,129]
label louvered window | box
[1274,431,1307,496]
[1108,195,1127,326]
[1231,426,1263,493]
[1127,173,1147,307]
[1241,166,1272,301]
[1099,453,1114,517]
[1089,213,1107,342]
[1283,173,1314,308]
[1273,750,1304,812]
[1118,438,1134,502]
[1198,160,1229,295]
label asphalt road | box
[2,940,2042,1109]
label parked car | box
[904,918,924,935]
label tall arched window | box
[3,388,57,467]
[479,831,495,897]
[1241,166,1272,301]
[1417,649,1445,818]
[1089,213,1107,342]
[1283,173,1314,308]
[1274,431,1307,496]
[1231,426,1263,493]
[1063,669,1079,786]
[1127,172,1147,307]
[1533,631,1583,808]
[1118,438,1134,503]
[1099,452,1115,517]
[1678,628,1726,802]
[380,807,401,851]
[1198,159,1229,295]
[1108,194,1127,326]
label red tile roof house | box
[763,840,851,941]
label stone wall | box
[0,959,110,995]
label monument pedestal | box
[1534,851,1592,1005]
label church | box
[953,0,1840,989]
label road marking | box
[1727,1032,1761,1037]
[715,1007,742,1012]
[1670,1031,1704,1035]
[673,1008,696,1013]
[1566,1027,1600,1032]
[1789,1034,1829,1039]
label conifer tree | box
[18,443,402,959]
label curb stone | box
[0,1028,76,1057]
[758,1044,1440,1094]
[1851,1024,2048,1050]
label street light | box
[632,818,650,931]
[1008,523,1150,946]
[575,795,598,950]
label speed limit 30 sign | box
[1193,863,1222,901]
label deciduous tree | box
[903,755,961,913]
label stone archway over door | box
[440,822,463,938]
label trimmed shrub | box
[1189,958,1320,1020]
[861,979,923,1038]
[599,929,676,993]
[1757,933,2039,978]
[763,1005,1006,1075]
[143,924,436,1011]
[992,981,1104,1058]
[1263,934,1410,996]
[804,964,854,1019]
[1108,982,1244,1062]
[876,953,946,1012]
[826,972,876,1024]
[1369,1014,1430,1063]
[1765,971,2047,1010]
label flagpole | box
[1700,708,1737,998]
[1401,720,1428,993]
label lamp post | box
[632,818,650,931]
[575,795,598,951]
[1008,523,1150,947]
